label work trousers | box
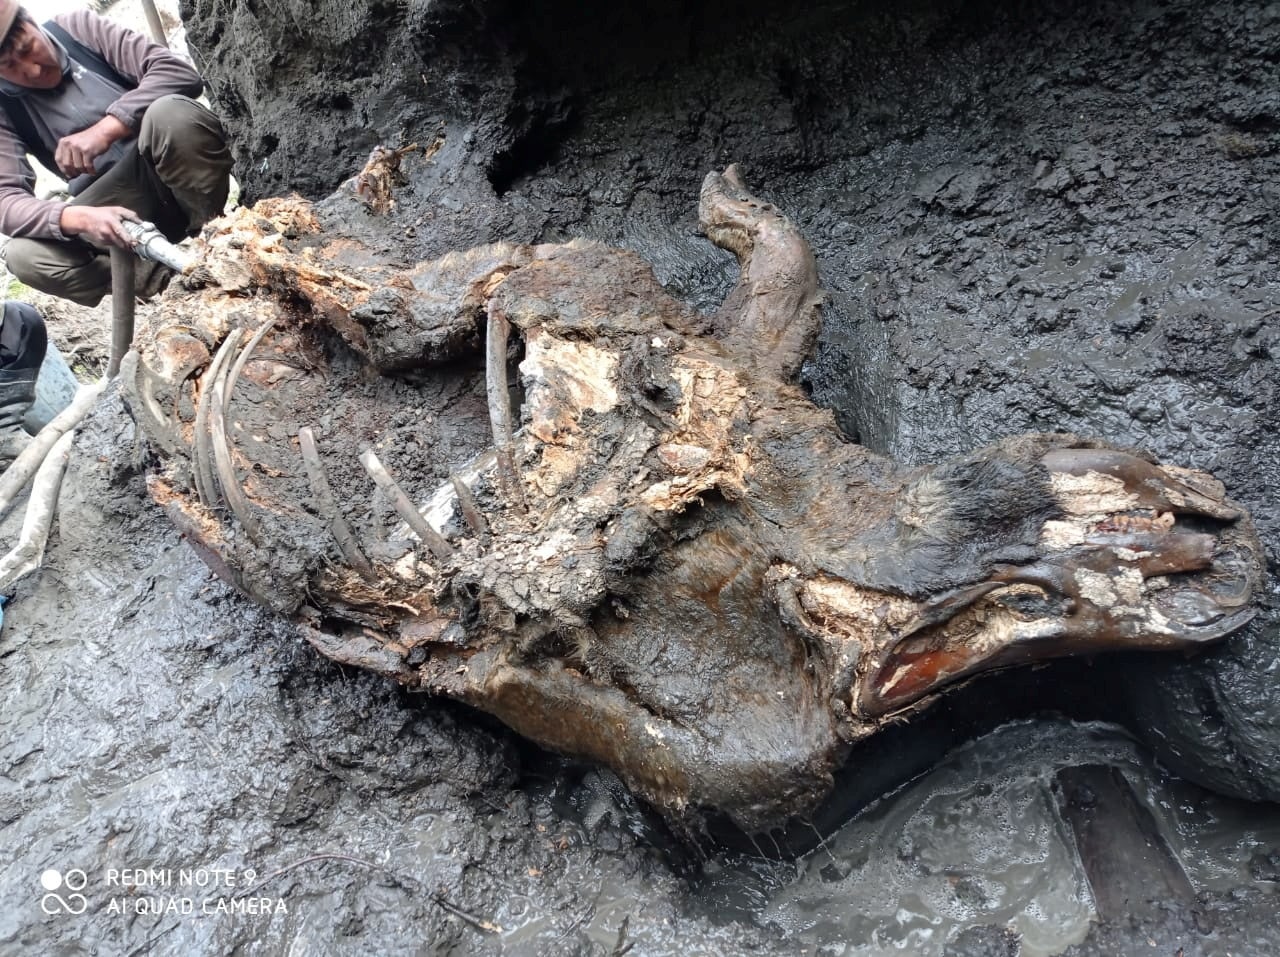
[0,300,46,372]
[4,94,232,307]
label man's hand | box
[54,115,131,179]
[60,205,140,250]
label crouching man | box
[0,2,232,306]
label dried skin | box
[123,168,1265,832]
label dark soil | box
[183,316,495,615]
[1062,887,1280,957]
[0,393,782,956]
[184,0,1280,803]
[942,887,1280,957]
[4,0,1278,953]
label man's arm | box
[0,111,68,240]
[57,9,203,131]
[54,114,130,178]
[0,108,140,246]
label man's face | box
[0,20,61,89]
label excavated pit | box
[1,0,1278,953]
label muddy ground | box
[2,0,1278,953]
[185,0,1280,804]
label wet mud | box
[3,0,1279,952]
[186,0,1280,805]
[721,721,1280,957]
[2,394,770,955]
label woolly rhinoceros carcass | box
[122,166,1263,832]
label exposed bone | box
[485,299,526,510]
[146,332,212,423]
[152,477,253,599]
[209,372,263,543]
[192,329,245,507]
[221,319,277,415]
[422,451,497,532]
[298,427,376,579]
[358,449,455,560]
[200,318,279,544]
[449,473,489,539]
[123,352,185,456]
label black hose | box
[106,248,136,379]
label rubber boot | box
[0,367,38,468]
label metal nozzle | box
[121,220,194,274]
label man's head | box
[0,3,62,90]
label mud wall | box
[181,0,1280,804]
[3,1,1278,953]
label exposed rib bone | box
[449,473,489,539]
[485,299,526,510]
[222,319,277,415]
[358,449,455,560]
[421,450,496,532]
[299,427,376,580]
[209,369,263,543]
[193,329,245,507]
[198,319,278,543]
[168,352,209,421]
[124,352,184,456]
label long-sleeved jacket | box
[0,10,203,241]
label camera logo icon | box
[40,869,88,915]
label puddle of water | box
[556,719,1280,956]
[730,721,1117,956]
